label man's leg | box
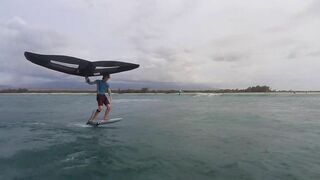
[103,104,111,120]
[91,106,103,122]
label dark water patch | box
[0,137,137,180]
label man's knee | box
[97,106,103,112]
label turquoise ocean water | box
[0,93,320,180]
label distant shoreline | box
[0,88,319,94]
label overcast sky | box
[0,0,319,90]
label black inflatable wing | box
[24,51,139,77]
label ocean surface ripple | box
[0,93,320,180]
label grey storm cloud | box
[287,45,320,60]
[1,0,320,90]
[302,0,320,17]
[0,17,75,84]
[212,53,248,62]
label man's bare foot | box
[101,119,108,123]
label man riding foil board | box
[85,74,112,125]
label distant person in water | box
[85,74,112,124]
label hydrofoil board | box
[86,118,123,127]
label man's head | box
[102,74,110,81]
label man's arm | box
[108,88,112,103]
[85,77,97,85]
